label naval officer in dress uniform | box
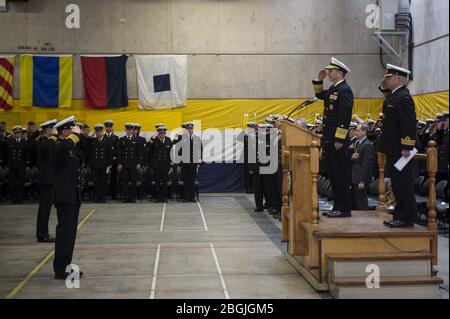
[6,125,30,203]
[89,124,111,203]
[117,123,141,202]
[148,125,173,202]
[52,116,83,280]
[36,119,58,243]
[378,64,417,228]
[313,57,354,218]
[104,120,119,200]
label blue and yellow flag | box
[20,55,72,108]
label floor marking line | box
[149,244,161,299]
[210,243,230,299]
[5,208,97,299]
[197,201,208,232]
[160,203,166,232]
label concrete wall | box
[1,0,389,99]
[409,0,449,95]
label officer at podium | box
[313,57,354,218]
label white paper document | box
[394,148,418,171]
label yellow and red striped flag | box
[0,56,15,111]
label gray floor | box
[0,194,448,299]
[0,194,321,299]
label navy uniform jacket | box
[53,134,82,206]
[36,135,57,185]
[135,135,148,165]
[378,86,416,157]
[148,137,173,170]
[312,79,354,145]
[104,132,119,162]
[88,136,111,169]
[117,136,141,168]
[5,138,30,169]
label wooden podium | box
[278,121,441,295]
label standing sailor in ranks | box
[313,57,354,218]
[117,123,141,203]
[104,120,119,200]
[6,126,30,204]
[89,124,111,203]
[148,125,173,203]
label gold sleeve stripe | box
[335,127,349,139]
[68,134,80,144]
[401,137,416,146]
[49,136,57,141]
[313,84,323,94]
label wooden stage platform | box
[279,121,441,297]
[288,211,437,292]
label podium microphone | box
[287,98,319,119]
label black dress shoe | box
[37,235,55,243]
[389,220,414,228]
[383,220,394,226]
[254,208,263,212]
[327,211,352,218]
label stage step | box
[329,276,443,299]
[327,253,432,279]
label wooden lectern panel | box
[278,120,321,257]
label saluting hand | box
[71,126,81,134]
[317,69,326,81]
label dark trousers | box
[122,167,137,201]
[388,157,417,223]
[154,168,169,201]
[53,203,80,275]
[182,164,197,201]
[91,167,107,202]
[36,184,54,239]
[351,184,369,211]
[243,163,253,191]
[253,170,276,210]
[324,144,352,213]
[273,164,283,211]
[109,163,118,199]
[9,166,25,202]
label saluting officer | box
[117,123,142,203]
[6,125,30,203]
[313,57,354,218]
[52,116,83,280]
[176,122,202,202]
[378,64,417,228]
[36,119,58,243]
[89,124,111,203]
[148,125,173,202]
[104,120,120,200]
